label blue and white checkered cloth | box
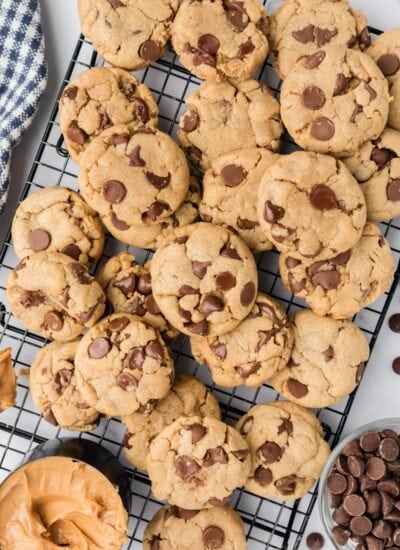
[0,0,47,213]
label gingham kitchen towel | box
[0,0,47,213]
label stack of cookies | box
[4,0,400,547]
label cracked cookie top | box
[150,223,258,337]
[78,125,190,235]
[236,401,330,500]
[12,186,105,265]
[343,127,400,222]
[122,373,221,471]
[280,46,390,156]
[269,310,370,408]
[74,313,174,417]
[190,292,293,388]
[178,79,282,171]
[30,340,100,432]
[147,415,251,509]
[279,222,395,319]
[171,0,269,82]
[143,504,246,550]
[268,0,370,79]
[78,0,179,70]
[59,67,158,163]
[368,29,400,131]
[6,252,105,342]
[257,151,366,261]
[200,148,276,252]
[97,250,178,342]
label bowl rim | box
[317,417,400,549]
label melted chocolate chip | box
[146,202,168,221]
[61,244,81,261]
[129,145,146,167]
[28,229,51,251]
[311,269,340,290]
[211,342,227,359]
[226,1,248,32]
[198,34,220,55]
[378,54,400,76]
[311,117,335,141]
[115,274,136,296]
[287,377,308,398]
[63,85,78,100]
[54,369,73,395]
[44,311,64,332]
[387,180,400,202]
[145,172,170,189]
[303,50,326,69]
[110,133,130,146]
[215,271,236,291]
[314,27,338,47]
[103,180,127,203]
[182,110,199,132]
[203,526,225,549]
[132,97,149,123]
[292,24,315,43]
[116,372,138,391]
[192,261,211,279]
[220,164,245,187]
[125,347,145,370]
[264,201,285,223]
[111,213,130,230]
[202,447,228,467]
[359,27,371,47]
[67,123,87,145]
[186,319,209,336]
[302,86,326,110]
[309,184,337,211]
[175,455,200,478]
[20,290,46,308]
[259,441,282,464]
[237,39,255,59]
[108,316,130,332]
[199,296,224,317]
[220,243,240,260]
[88,337,111,359]
[139,40,161,62]
[333,74,349,96]
[254,466,273,486]
[350,103,363,123]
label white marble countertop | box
[1,0,400,548]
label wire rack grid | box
[0,14,398,550]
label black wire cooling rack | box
[0,16,398,550]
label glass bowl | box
[318,418,400,549]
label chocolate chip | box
[186,320,209,336]
[114,274,136,296]
[175,455,200,479]
[75,304,98,324]
[254,466,272,486]
[220,164,245,187]
[99,112,112,130]
[350,103,363,123]
[278,419,293,436]
[54,369,73,395]
[185,423,206,444]
[360,432,381,452]
[125,347,145,370]
[286,377,308,398]
[303,50,326,69]
[172,507,200,521]
[28,229,51,251]
[286,257,301,268]
[226,2,248,32]
[378,479,399,497]
[237,218,259,230]
[379,438,399,461]
[179,284,198,296]
[203,525,225,549]
[372,519,392,539]
[132,97,149,123]
[232,449,249,462]
[103,180,127,204]
[367,457,387,480]
[145,340,163,360]
[116,372,137,391]
[237,39,255,59]
[215,271,236,291]
[211,342,227,360]
[371,147,393,169]
[139,40,161,61]
[240,282,255,306]
[344,494,366,516]
[178,305,191,322]
[198,34,220,55]
[182,110,199,132]
[302,86,326,110]
[333,74,349,96]
[292,24,315,43]
[129,145,146,167]
[199,296,224,317]
[235,362,260,379]
[88,337,111,359]
[44,311,64,332]
[135,274,151,295]
[328,473,348,495]
[332,251,351,265]
[356,363,365,384]
[61,244,81,261]
[387,179,400,202]
[288,274,306,293]
[332,526,350,545]
[348,456,365,478]
[110,133,130,146]
[63,85,78,100]
[240,416,253,435]
[220,243,240,260]
[264,200,285,223]
[365,83,377,101]
[150,536,160,550]
[333,505,351,526]
[359,27,371,47]
[311,270,340,290]
[145,172,170,189]
[323,345,334,362]
[68,262,91,284]
[111,213,130,230]
[208,497,230,507]
[314,27,338,47]
[192,261,211,279]
[67,123,87,145]
[108,0,123,8]
[144,295,160,315]
[350,516,373,536]
[306,532,324,549]
[43,408,58,426]
[146,202,168,221]
[259,441,282,464]
[392,357,400,375]
[202,447,228,467]
[275,475,297,495]
[311,117,335,141]
[377,54,400,76]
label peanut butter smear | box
[0,348,16,412]
[0,456,128,549]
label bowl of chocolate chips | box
[318,419,400,549]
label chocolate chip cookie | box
[269,0,371,79]
[12,186,104,265]
[279,222,395,319]
[269,310,370,408]
[143,504,246,550]
[122,373,221,471]
[200,148,276,252]
[171,0,268,82]
[78,0,179,70]
[257,151,366,260]
[147,415,251,509]
[178,79,282,171]
[74,313,174,417]
[368,29,400,131]
[6,252,105,341]
[236,401,330,500]
[343,127,400,222]
[30,340,100,431]
[190,292,293,388]
[150,223,258,337]
[59,67,158,163]
[280,46,390,156]
[78,125,190,237]
[110,174,200,250]
[97,251,178,341]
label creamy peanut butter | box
[0,456,128,549]
[0,348,16,412]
